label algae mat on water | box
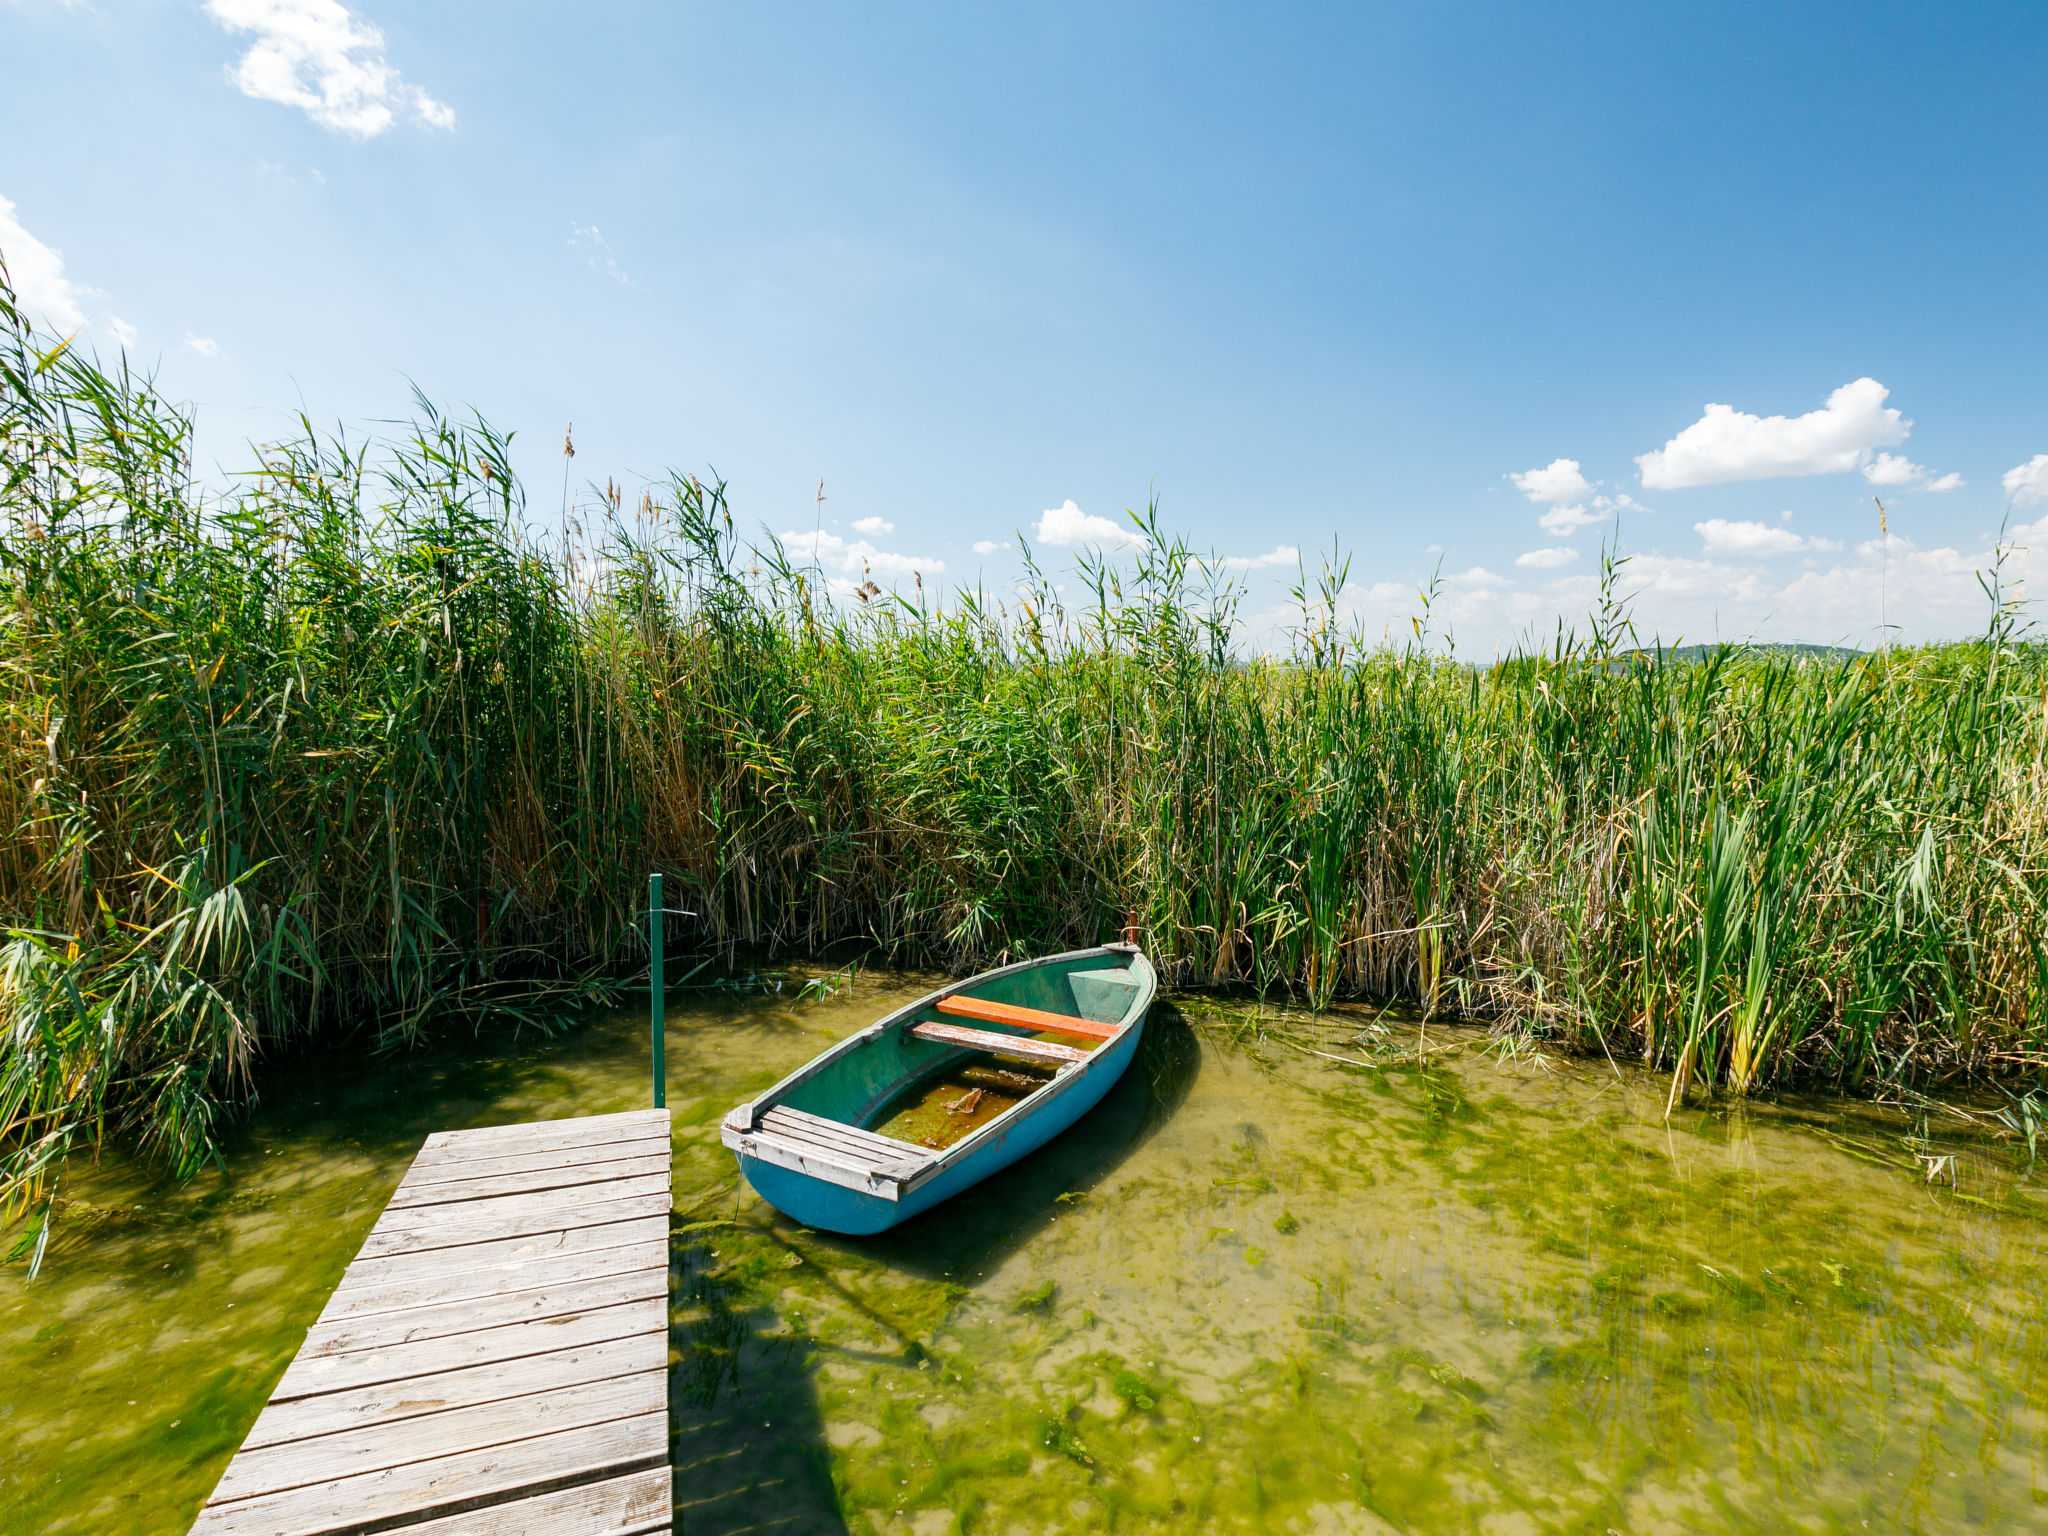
[4,975,2047,1534]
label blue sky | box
[5,1,2046,650]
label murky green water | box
[5,977,2047,1534]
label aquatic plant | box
[5,261,2048,1212]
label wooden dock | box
[192,1108,674,1536]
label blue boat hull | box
[731,952,1152,1234]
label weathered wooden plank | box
[245,1335,664,1451]
[368,1174,670,1235]
[336,1215,666,1294]
[384,1469,670,1536]
[397,1136,672,1189]
[273,1299,665,1403]
[909,1019,1091,1065]
[213,1372,666,1504]
[754,1125,937,1183]
[317,1239,667,1324]
[758,1106,923,1160]
[724,1127,915,1198]
[408,1123,673,1174]
[388,1155,671,1211]
[353,1193,672,1261]
[935,993,1120,1041]
[756,1120,900,1167]
[301,1269,670,1359]
[192,1411,668,1536]
[418,1109,667,1155]
[198,1109,672,1535]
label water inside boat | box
[870,1060,1059,1150]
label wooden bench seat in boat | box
[758,1106,924,1166]
[909,1020,1092,1065]
[721,1105,937,1201]
[935,994,1120,1041]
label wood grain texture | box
[353,1193,672,1260]
[316,1239,666,1324]
[193,1412,667,1536]
[935,992,1120,1040]
[300,1268,669,1358]
[272,1301,664,1403]
[378,1470,671,1536]
[909,1019,1091,1065]
[418,1109,667,1155]
[192,1111,671,1535]
[396,1137,671,1189]
[246,1335,665,1449]
[368,1173,670,1234]
[335,1215,666,1293]
[212,1373,666,1502]
[386,1155,671,1211]
[758,1105,921,1158]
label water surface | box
[3,977,2045,1534]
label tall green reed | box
[5,263,2048,1236]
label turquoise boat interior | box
[775,950,1149,1133]
[722,945,1157,1232]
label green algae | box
[7,980,2048,1533]
[870,1061,1056,1152]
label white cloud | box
[1637,378,1909,490]
[1210,544,1299,571]
[106,314,136,348]
[1034,499,1148,551]
[1627,553,1771,604]
[1515,546,1579,568]
[2004,455,2048,509]
[851,516,893,536]
[1861,451,1923,487]
[1510,458,1593,505]
[780,529,943,578]
[1861,451,1962,491]
[1537,493,1644,537]
[205,0,455,138]
[971,539,1013,556]
[0,194,87,332]
[1539,504,1602,536]
[568,224,628,284]
[184,334,220,357]
[1451,566,1512,589]
[1694,518,1810,556]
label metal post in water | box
[650,871,665,1109]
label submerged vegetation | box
[5,267,2048,1216]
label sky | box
[4,1,2047,652]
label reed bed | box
[5,269,2048,1226]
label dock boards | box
[192,1108,673,1536]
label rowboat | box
[719,944,1157,1234]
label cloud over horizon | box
[780,528,943,578]
[0,195,87,333]
[1034,499,1148,551]
[1637,378,1909,490]
[1693,517,1839,556]
[2005,455,2048,509]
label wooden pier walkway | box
[192,1108,674,1536]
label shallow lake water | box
[4,973,2047,1534]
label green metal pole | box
[649,871,665,1109]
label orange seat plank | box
[935,994,1120,1041]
